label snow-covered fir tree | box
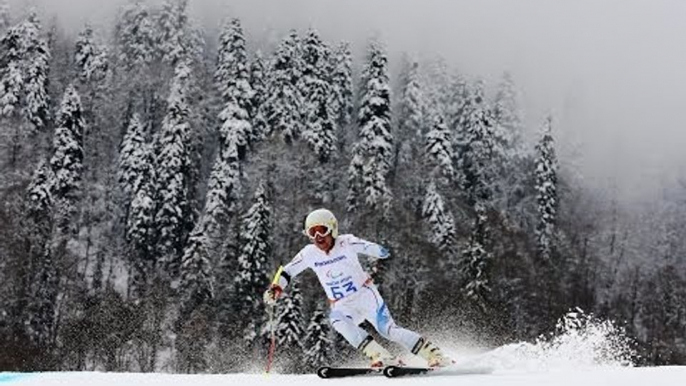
[493,72,524,157]
[491,72,530,217]
[180,117,241,308]
[347,39,393,214]
[425,112,455,182]
[445,72,469,130]
[215,18,253,159]
[303,304,332,370]
[249,50,268,140]
[422,56,451,117]
[26,159,54,220]
[329,41,353,127]
[534,116,558,261]
[49,84,84,231]
[399,61,425,142]
[74,24,108,83]
[0,12,50,131]
[154,62,194,281]
[232,182,271,343]
[118,113,156,297]
[263,30,302,143]
[459,80,498,206]
[275,281,304,348]
[422,181,456,255]
[178,228,214,321]
[126,173,156,297]
[156,0,187,66]
[118,114,148,199]
[461,203,491,308]
[19,12,50,131]
[115,1,155,70]
[201,142,241,240]
[299,28,336,163]
[0,23,23,118]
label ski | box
[383,365,494,378]
[383,366,430,377]
[316,366,383,379]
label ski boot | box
[359,336,403,368]
[412,337,454,368]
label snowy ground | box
[2,312,684,386]
[2,366,686,386]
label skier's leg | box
[363,285,453,367]
[329,309,368,348]
[360,285,421,351]
[329,303,396,367]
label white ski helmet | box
[304,208,338,238]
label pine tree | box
[459,80,497,206]
[422,181,456,255]
[0,23,23,118]
[0,12,50,132]
[347,40,393,214]
[493,72,524,157]
[461,203,491,308]
[157,0,202,67]
[19,12,50,131]
[399,61,425,143]
[154,63,194,281]
[275,282,304,348]
[118,113,156,298]
[74,24,108,83]
[534,116,558,261]
[157,0,187,66]
[50,84,85,231]
[232,182,271,343]
[329,41,353,127]
[25,84,82,358]
[215,18,253,159]
[126,174,156,298]
[202,143,241,240]
[118,114,148,199]
[178,229,214,321]
[263,30,302,143]
[249,51,268,140]
[115,1,155,70]
[300,28,336,163]
[303,304,332,370]
[27,160,54,220]
[425,113,455,182]
[491,72,529,217]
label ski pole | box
[266,266,284,374]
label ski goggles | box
[305,225,331,239]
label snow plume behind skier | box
[264,208,454,368]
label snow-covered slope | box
[3,311,683,386]
[1,367,685,386]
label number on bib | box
[331,286,344,299]
[331,282,358,300]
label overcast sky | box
[12,0,686,203]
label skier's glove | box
[263,284,283,306]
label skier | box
[264,208,454,368]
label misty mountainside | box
[1,0,686,374]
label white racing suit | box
[277,234,422,352]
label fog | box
[13,0,686,203]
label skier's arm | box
[264,252,308,305]
[347,235,390,260]
[276,252,309,289]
